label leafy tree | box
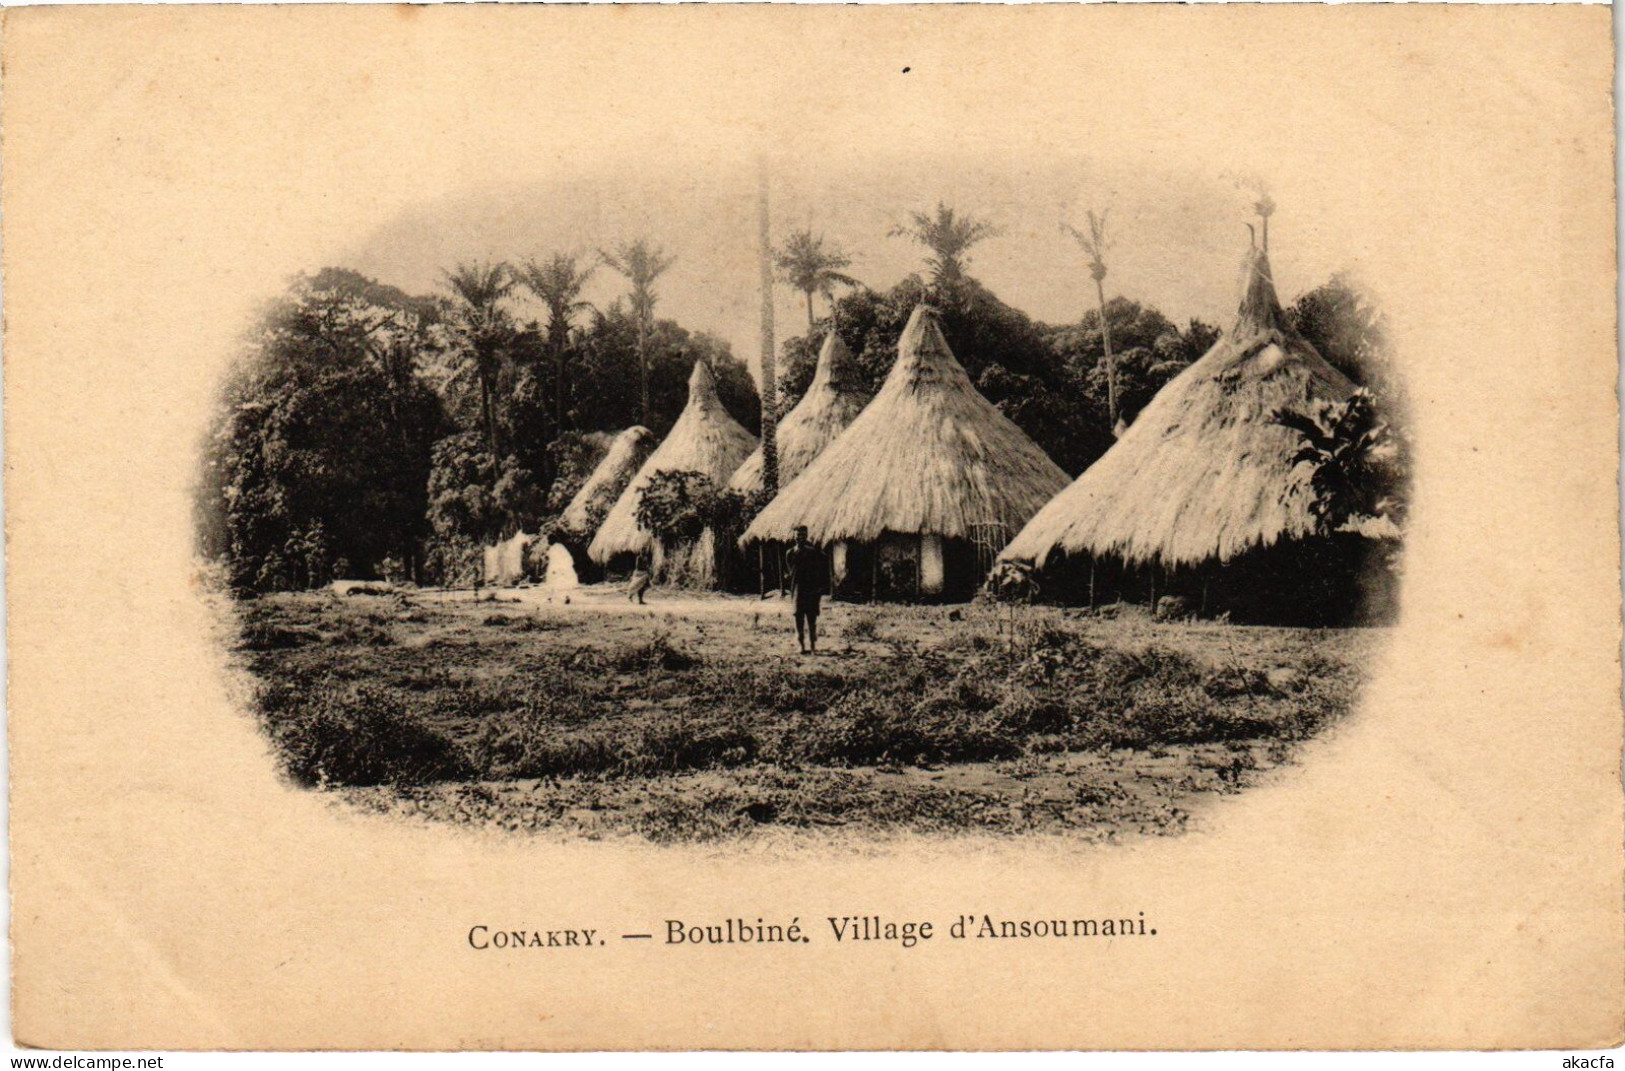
[600,239,676,428]
[774,230,859,332]
[634,470,746,545]
[1288,273,1400,409]
[1273,388,1406,531]
[200,271,446,592]
[424,434,544,565]
[515,253,596,431]
[889,203,1002,304]
[498,326,557,489]
[440,261,517,508]
[573,305,759,438]
[1181,317,1221,361]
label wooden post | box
[916,536,929,604]
[1088,559,1097,610]
[757,160,779,496]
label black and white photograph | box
[199,157,1408,842]
[5,2,1618,1053]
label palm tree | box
[757,167,779,497]
[516,253,596,430]
[599,238,676,428]
[1063,210,1120,435]
[774,229,858,333]
[889,202,1002,302]
[441,260,516,488]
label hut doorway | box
[829,532,988,603]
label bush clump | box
[325,619,394,647]
[625,718,758,774]
[239,621,319,651]
[464,700,618,779]
[610,634,699,674]
[261,683,467,787]
[843,614,880,642]
[787,692,1021,767]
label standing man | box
[785,525,829,654]
[627,550,652,605]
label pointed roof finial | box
[1234,246,1285,337]
[1254,193,1276,252]
[810,330,856,394]
[687,356,719,409]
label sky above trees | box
[339,156,1362,383]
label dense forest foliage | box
[198,228,1400,594]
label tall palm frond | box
[516,253,598,432]
[440,260,517,515]
[600,239,676,427]
[888,202,1002,295]
[773,230,858,329]
[599,239,676,317]
[516,253,597,331]
[1063,209,1120,433]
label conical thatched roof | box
[1000,246,1355,570]
[588,360,758,562]
[560,425,657,536]
[729,332,869,494]
[744,305,1069,545]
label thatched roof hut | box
[744,305,1068,598]
[1000,246,1355,572]
[588,360,757,564]
[728,331,869,494]
[560,425,657,538]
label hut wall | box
[826,532,988,603]
[1033,535,1398,625]
[554,536,606,584]
[920,535,944,595]
[655,527,755,592]
[482,531,533,587]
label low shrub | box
[786,692,1020,767]
[625,718,758,774]
[610,634,699,674]
[239,621,319,651]
[1202,665,1271,699]
[326,620,394,647]
[993,685,1071,735]
[747,667,845,715]
[843,614,880,642]
[464,701,619,779]
[262,683,467,787]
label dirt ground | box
[237,583,1378,844]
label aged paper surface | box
[4,3,1620,1050]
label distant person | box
[627,552,652,605]
[785,526,829,654]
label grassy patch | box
[259,681,467,787]
[236,592,1368,838]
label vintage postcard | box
[4,2,1620,1051]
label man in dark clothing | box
[784,526,829,654]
